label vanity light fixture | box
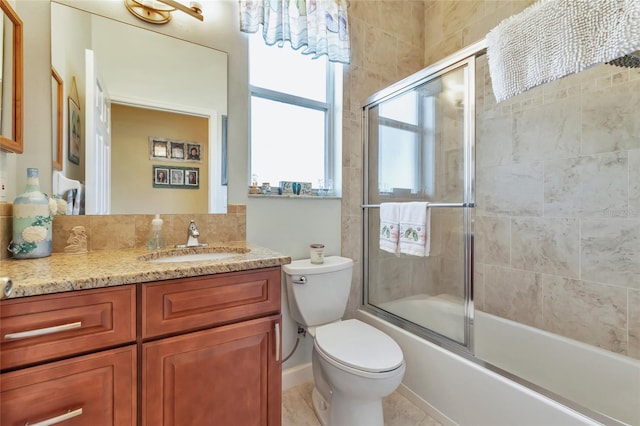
[124,0,203,24]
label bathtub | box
[359,294,640,426]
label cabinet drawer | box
[1,345,136,426]
[0,285,136,370]
[142,267,281,339]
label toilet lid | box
[315,319,404,373]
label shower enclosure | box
[362,40,640,426]
[362,44,477,353]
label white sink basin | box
[148,252,243,263]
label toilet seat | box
[314,319,404,373]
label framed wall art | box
[68,96,81,165]
[149,137,201,163]
[153,165,199,189]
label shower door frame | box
[361,40,486,357]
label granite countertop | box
[0,243,291,299]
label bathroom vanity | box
[0,245,288,425]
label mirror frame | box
[51,67,63,170]
[0,0,22,154]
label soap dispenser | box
[147,213,166,250]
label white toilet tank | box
[283,256,353,327]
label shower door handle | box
[293,276,306,284]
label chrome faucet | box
[176,220,208,248]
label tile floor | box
[282,382,443,426]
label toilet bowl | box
[309,319,406,426]
[283,257,405,426]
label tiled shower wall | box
[475,56,640,359]
[344,0,638,360]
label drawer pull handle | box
[26,408,83,426]
[5,321,82,340]
[275,322,281,362]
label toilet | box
[283,256,406,426]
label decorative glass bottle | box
[10,168,53,259]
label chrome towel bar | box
[361,202,474,208]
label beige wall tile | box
[581,81,640,155]
[544,152,628,218]
[89,216,136,251]
[512,99,581,162]
[484,265,542,327]
[542,276,627,354]
[477,216,510,267]
[630,150,640,218]
[581,219,640,289]
[482,161,544,216]
[511,218,579,278]
[629,289,640,358]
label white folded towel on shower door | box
[399,202,431,257]
[486,0,640,102]
[379,202,400,254]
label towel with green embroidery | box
[399,202,431,257]
[380,202,400,254]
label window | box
[249,34,342,193]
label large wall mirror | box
[50,1,228,214]
[0,0,23,154]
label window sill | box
[248,193,341,200]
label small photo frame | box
[170,169,184,185]
[149,137,201,163]
[154,168,169,185]
[171,142,185,159]
[185,170,199,187]
[187,144,201,161]
[151,138,168,159]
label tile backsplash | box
[1,204,246,259]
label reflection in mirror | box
[0,0,23,154]
[51,67,63,170]
[111,104,211,214]
[50,1,227,214]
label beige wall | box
[111,104,208,214]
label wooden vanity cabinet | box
[0,266,283,426]
[141,267,283,426]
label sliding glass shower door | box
[362,55,475,351]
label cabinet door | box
[143,315,282,426]
[0,345,136,426]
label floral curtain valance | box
[239,0,351,64]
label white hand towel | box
[380,202,400,254]
[399,202,431,257]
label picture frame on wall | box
[149,136,201,163]
[68,97,81,165]
[187,144,200,161]
[185,169,199,187]
[153,165,199,189]
[170,169,184,185]
[154,167,169,185]
[171,141,185,159]
[151,139,168,158]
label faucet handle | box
[188,220,200,237]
